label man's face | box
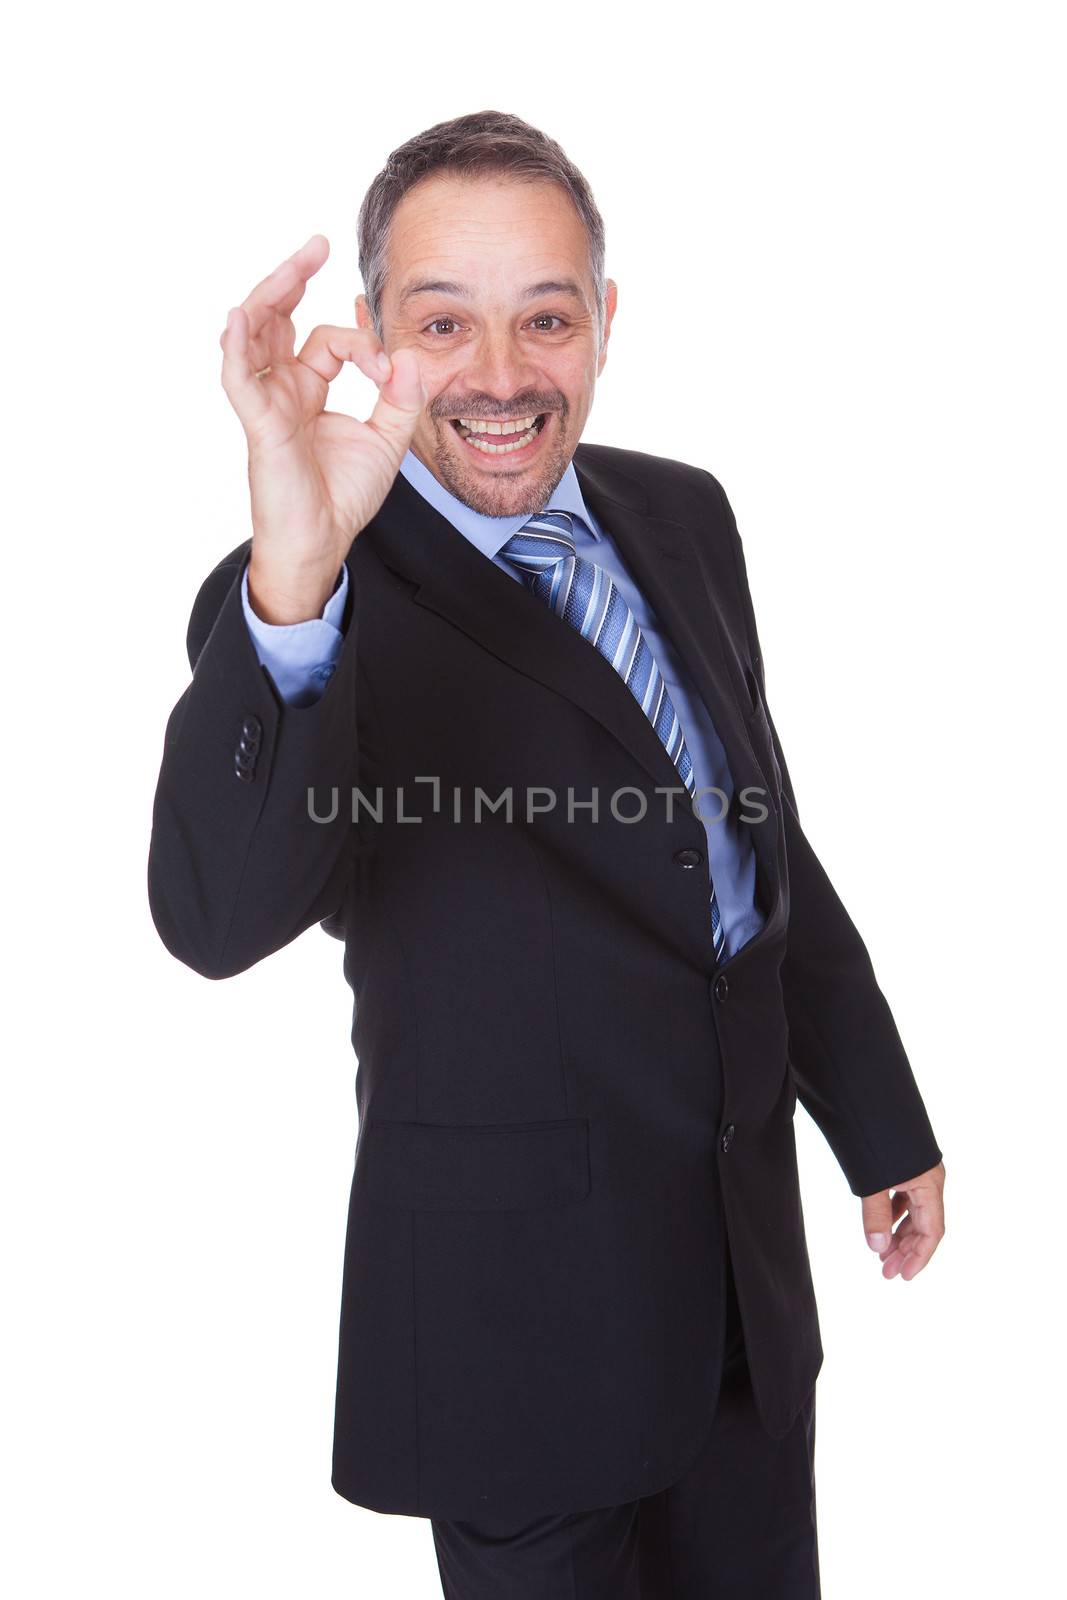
[356,174,617,517]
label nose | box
[461,326,541,410]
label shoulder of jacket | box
[574,441,733,525]
[576,439,720,487]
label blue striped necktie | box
[500,509,726,961]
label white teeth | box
[451,413,547,454]
[457,414,539,435]
[464,421,541,455]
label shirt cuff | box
[241,560,348,706]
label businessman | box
[148,109,945,1597]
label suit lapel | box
[363,464,684,794]
[572,451,781,901]
[572,453,771,799]
[360,449,779,900]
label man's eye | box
[423,314,566,336]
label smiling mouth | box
[449,414,549,454]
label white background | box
[4,2,1063,1594]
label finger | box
[895,1188,944,1275]
[296,324,391,387]
[883,1218,941,1280]
[862,1188,894,1253]
[880,1210,944,1279]
[220,305,270,430]
[901,1227,943,1278]
[878,1213,913,1260]
[363,346,429,459]
[873,1196,910,1262]
[240,234,330,342]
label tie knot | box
[500,510,576,580]
[524,509,574,537]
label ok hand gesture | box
[220,234,427,622]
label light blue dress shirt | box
[241,448,764,956]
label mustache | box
[432,395,566,419]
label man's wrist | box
[246,556,343,624]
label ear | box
[355,293,370,329]
[597,279,618,374]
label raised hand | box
[220,234,427,623]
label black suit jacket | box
[147,442,942,1521]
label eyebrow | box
[398,277,587,306]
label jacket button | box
[714,974,729,1003]
[241,714,262,740]
[234,748,256,781]
[721,1123,735,1153]
[673,848,703,868]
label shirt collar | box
[397,446,599,560]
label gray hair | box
[357,109,607,346]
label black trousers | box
[430,1247,820,1598]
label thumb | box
[862,1190,894,1252]
[366,346,428,456]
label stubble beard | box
[426,412,573,519]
